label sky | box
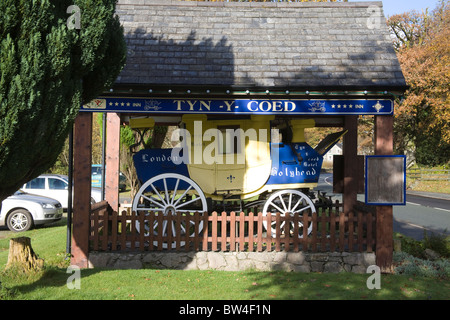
[355,0,442,17]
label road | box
[395,193,450,240]
[406,193,450,211]
[316,173,450,240]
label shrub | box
[393,252,450,279]
[422,231,450,258]
[397,231,450,260]
[398,235,426,259]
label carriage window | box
[218,125,241,154]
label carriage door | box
[214,115,273,196]
[215,124,245,194]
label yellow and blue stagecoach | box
[85,97,393,242]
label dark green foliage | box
[397,231,450,259]
[394,232,450,279]
[399,235,428,259]
[394,252,450,279]
[415,130,450,166]
[0,0,126,201]
[422,231,450,259]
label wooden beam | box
[71,112,92,268]
[105,113,121,212]
[343,116,358,229]
[375,115,394,273]
[375,115,394,154]
[332,155,365,194]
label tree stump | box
[6,237,44,272]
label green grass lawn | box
[2,266,449,300]
[1,219,449,300]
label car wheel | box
[7,209,34,232]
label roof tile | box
[116,1,406,89]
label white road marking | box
[433,207,450,213]
[407,201,450,212]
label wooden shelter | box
[70,1,407,272]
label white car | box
[0,190,63,232]
[22,174,102,210]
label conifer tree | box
[0,0,126,202]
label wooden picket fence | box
[89,200,376,253]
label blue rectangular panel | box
[82,97,394,115]
[266,143,323,185]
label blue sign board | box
[133,148,189,186]
[266,143,322,186]
[82,97,393,115]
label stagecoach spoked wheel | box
[132,173,206,248]
[262,189,314,238]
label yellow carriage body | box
[182,114,271,197]
[181,115,317,199]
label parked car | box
[22,174,102,210]
[91,164,127,192]
[0,190,63,232]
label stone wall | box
[88,251,376,274]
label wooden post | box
[375,115,394,273]
[105,113,121,212]
[71,112,92,268]
[343,115,358,251]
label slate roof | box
[115,0,407,91]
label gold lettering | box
[187,100,197,111]
[259,101,271,112]
[284,101,296,112]
[174,100,185,111]
[247,101,258,112]
[224,100,235,112]
[199,100,211,111]
[272,101,283,112]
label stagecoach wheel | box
[262,190,315,238]
[132,173,206,249]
